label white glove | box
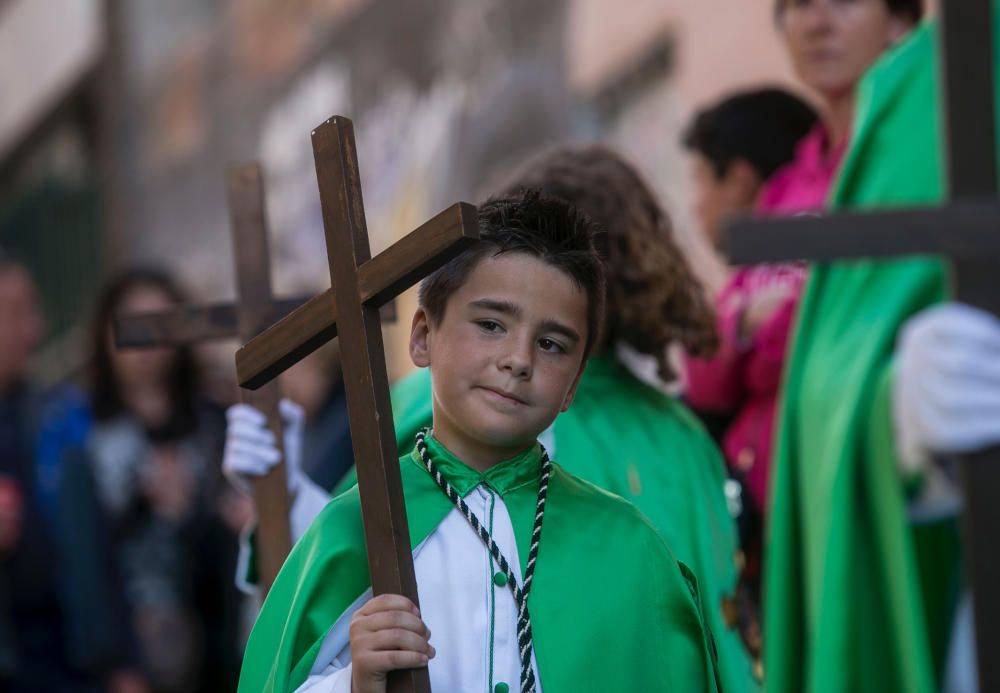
[223,398,305,495]
[894,302,1000,474]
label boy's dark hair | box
[774,0,923,23]
[503,145,718,382]
[683,88,818,181]
[419,189,606,358]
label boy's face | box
[691,154,761,252]
[410,252,589,464]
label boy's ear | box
[409,307,432,368]
[559,360,588,412]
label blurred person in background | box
[763,0,922,214]
[0,252,146,693]
[87,268,245,693]
[684,87,819,258]
[681,88,817,650]
[686,0,924,507]
[766,9,1000,690]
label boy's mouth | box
[478,386,527,406]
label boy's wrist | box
[350,667,383,693]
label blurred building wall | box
[0,0,106,383]
[568,0,801,293]
[110,0,586,381]
[0,0,103,162]
[1,0,813,384]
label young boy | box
[237,191,720,692]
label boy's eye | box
[476,319,503,333]
[538,338,566,354]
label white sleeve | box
[233,477,332,595]
[293,594,365,693]
[234,524,259,596]
[294,663,353,692]
[291,476,333,540]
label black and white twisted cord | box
[415,429,551,693]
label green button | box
[494,683,509,693]
[493,571,508,587]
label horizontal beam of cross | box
[236,202,478,390]
[114,296,309,348]
[724,200,1000,265]
[229,290,394,383]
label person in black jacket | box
[86,268,245,693]
[0,253,146,693]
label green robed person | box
[765,11,1000,693]
[226,147,756,692]
[235,190,721,692]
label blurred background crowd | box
[0,0,960,691]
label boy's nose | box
[498,343,533,379]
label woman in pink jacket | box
[683,90,817,516]
[684,0,924,515]
[682,5,924,651]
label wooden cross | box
[115,163,313,596]
[726,2,999,689]
[236,116,478,693]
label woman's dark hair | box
[775,0,923,23]
[89,268,200,438]
[684,88,818,180]
[503,145,719,382]
[419,189,606,358]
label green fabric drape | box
[762,15,1000,691]
[239,436,720,692]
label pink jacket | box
[684,123,845,510]
[757,122,847,214]
[685,265,805,510]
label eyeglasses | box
[777,0,870,14]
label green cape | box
[239,436,721,692]
[336,351,756,692]
[763,16,1000,692]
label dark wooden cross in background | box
[237,116,478,693]
[727,1,1000,689]
[116,164,308,596]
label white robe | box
[294,482,543,693]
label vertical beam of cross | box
[312,119,428,693]
[941,0,997,199]
[235,116,479,693]
[941,1,1000,686]
[226,164,294,597]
